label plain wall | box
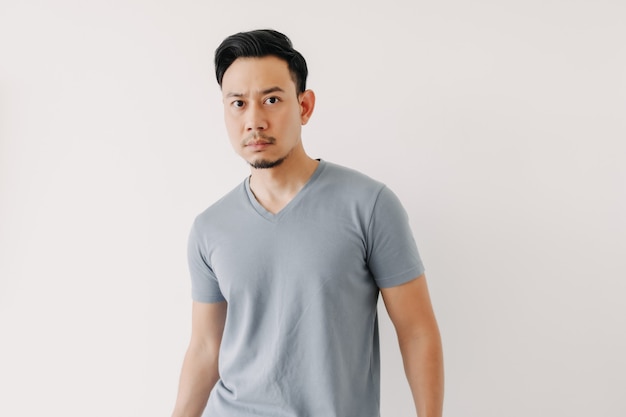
[1,1,625,416]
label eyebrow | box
[225,86,286,98]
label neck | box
[248,151,319,214]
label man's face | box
[221,56,312,169]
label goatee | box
[249,156,287,169]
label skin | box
[172,55,444,417]
[381,276,444,417]
[221,56,318,214]
[172,302,226,417]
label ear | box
[299,89,316,125]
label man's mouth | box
[243,134,275,148]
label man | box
[172,29,443,417]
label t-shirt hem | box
[375,265,425,288]
[191,293,227,304]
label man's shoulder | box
[192,180,247,229]
[320,160,385,191]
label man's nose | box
[245,103,268,131]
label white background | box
[1,1,625,416]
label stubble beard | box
[243,132,289,170]
[249,156,287,169]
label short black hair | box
[214,29,308,94]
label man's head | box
[215,30,315,170]
[215,29,308,95]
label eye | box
[264,96,280,105]
[232,100,244,108]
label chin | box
[249,156,287,169]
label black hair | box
[214,29,308,94]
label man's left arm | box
[380,274,444,417]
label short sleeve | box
[188,220,226,303]
[366,186,425,288]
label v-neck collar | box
[244,159,326,222]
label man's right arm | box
[172,300,227,417]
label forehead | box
[221,56,296,94]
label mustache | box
[242,132,276,146]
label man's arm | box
[380,274,444,417]
[172,301,227,417]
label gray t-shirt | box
[188,160,425,417]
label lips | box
[245,140,273,152]
[243,134,275,150]
[246,140,271,146]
